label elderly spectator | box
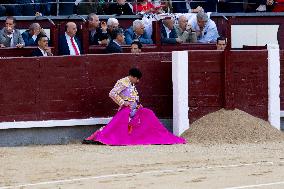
[161,17,183,44]
[216,36,227,50]
[131,41,142,53]
[32,34,53,56]
[125,19,153,45]
[101,18,120,43]
[58,22,82,55]
[175,15,197,43]
[0,16,24,48]
[22,23,45,46]
[105,28,125,53]
[87,13,109,45]
[107,18,120,33]
[77,0,106,15]
[107,0,133,15]
[189,11,219,43]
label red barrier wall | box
[232,50,268,120]
[0,51,269,124]
[188,51,224,122]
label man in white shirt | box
[189,11,219,43]
[0,16,25,48]
[58,22,82,55]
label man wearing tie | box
[58,22,82,56]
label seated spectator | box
[105,28,124,53]
[32,34,53,56]
[87,13,109,45]
[58,22,82,55]
[107,0,133,15]
[161,17,183,44]
[175,15,197,43]
[216,36,227,50]
[125,19,153,45]
[133,0,156,14]
[22,23,45,46]
[107,18,119,32]
[103,18,120,43]
[131,41,142,53]
[189,11,219,43]
[0,16,25,48]
[77,0,106,15]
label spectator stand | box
[0,15,57,56]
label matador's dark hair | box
[129,68,142,79]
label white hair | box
[132,19,143,30]
[107,18,119,26]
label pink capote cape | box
[85,107,186,145]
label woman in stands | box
[83,68,186,146]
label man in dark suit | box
[105,28,124,54]
[161,17,182,44]
[87,13,109,45]
[107,0,133,15]
[58,22,82,56]
[22,23,44,46]
[32,34,53,56]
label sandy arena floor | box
[1,141,284,189]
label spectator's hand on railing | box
[16,43,24,48]
[0,44,5,48]
[35,12,42,16]
[99,39,108,46]
[176,38,183,43]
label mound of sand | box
[182,109,284,144]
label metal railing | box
[0,1,261,16]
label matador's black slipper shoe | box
[82,139,103,145]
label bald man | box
[58,22,82,55]
[22,23,44,46]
